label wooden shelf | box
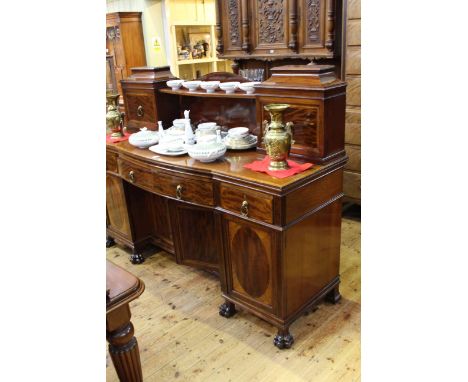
[159,88,256,99]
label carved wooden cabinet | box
[106,12,147,96]
[215,0,345,80]
[216,0,337,58]
[107,65,347,348]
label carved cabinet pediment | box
[216,0,337,59]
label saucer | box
[224,134,258,150]
[149,145,188,156]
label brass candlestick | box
[263,104,293,171]
[106,93,124,138]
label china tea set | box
[128,110,257,163]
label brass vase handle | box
[176,184,183,200]
[129,170,135,182]
[137,105,144,117]
[240,200,249,217]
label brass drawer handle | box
[137,105,144,117]
[240,200,249,217]
[129,170,135,182]
[176,184,183,200]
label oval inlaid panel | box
[232,226,270,298]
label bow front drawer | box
[219,183,274,224]
[153,170,214,206]
[118,158,154,189]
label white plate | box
[149,145,188,156]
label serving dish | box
[219,81,240,94]
[227,127,249,138]
[200,81,220,93]
[128,127,159,149]
[182,81,202,92]
[238,81,261,94]
[166,79,184,91]
[187,134,226,162]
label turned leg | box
[274,327,294,350]
[130,248,144,264]
[325,285,342,304]
[219,300,236,318]
[107,306,143,382]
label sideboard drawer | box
[219,183,274,224]
[154,170,214,206]
[118,158,154,189]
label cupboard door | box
[106,174,131,239]
[251,0,290,55]
[169,201,220,271]
[223,216,276,311]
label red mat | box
[106,132,131,143]
[244,156,313,179]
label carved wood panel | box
[258,0,285,44]
[226,0,241,48]
[226,219,273,307]
[306,0,321,43]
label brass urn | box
[263,104,293,171]
[106,93,124,138]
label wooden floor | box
[106,217,361,382]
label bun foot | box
[130,252,144,264]
[106,236,116,248]
[219,301,236,318]
[325,285,341,304]
[273,329,294,350]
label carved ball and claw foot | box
[274,328,294,350]
[219,301,237,318]
[130,250,144,265]
[106,236,116,248]
[325,285,341,304]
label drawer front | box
[106,151,118,173]
[118,158,154,189]
[154,170,214,206]
[219,183,273,224]
[125,92,157,128]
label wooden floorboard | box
[106,217,361,381]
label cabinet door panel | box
[106,174,131,239]
[169,201,219,271]
[224,217,275,309]
[251,0,290,55]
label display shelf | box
[176,57,219,65]
[159,87,256,99]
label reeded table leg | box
[219,300,236,318]
[274,327,294,350]
[107,305,143,382]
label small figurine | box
[183,110,190,120]
[184,119,195,145]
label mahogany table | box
[106,260,145,381]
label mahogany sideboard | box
[106,142,345,349]
[108,64,347,349]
